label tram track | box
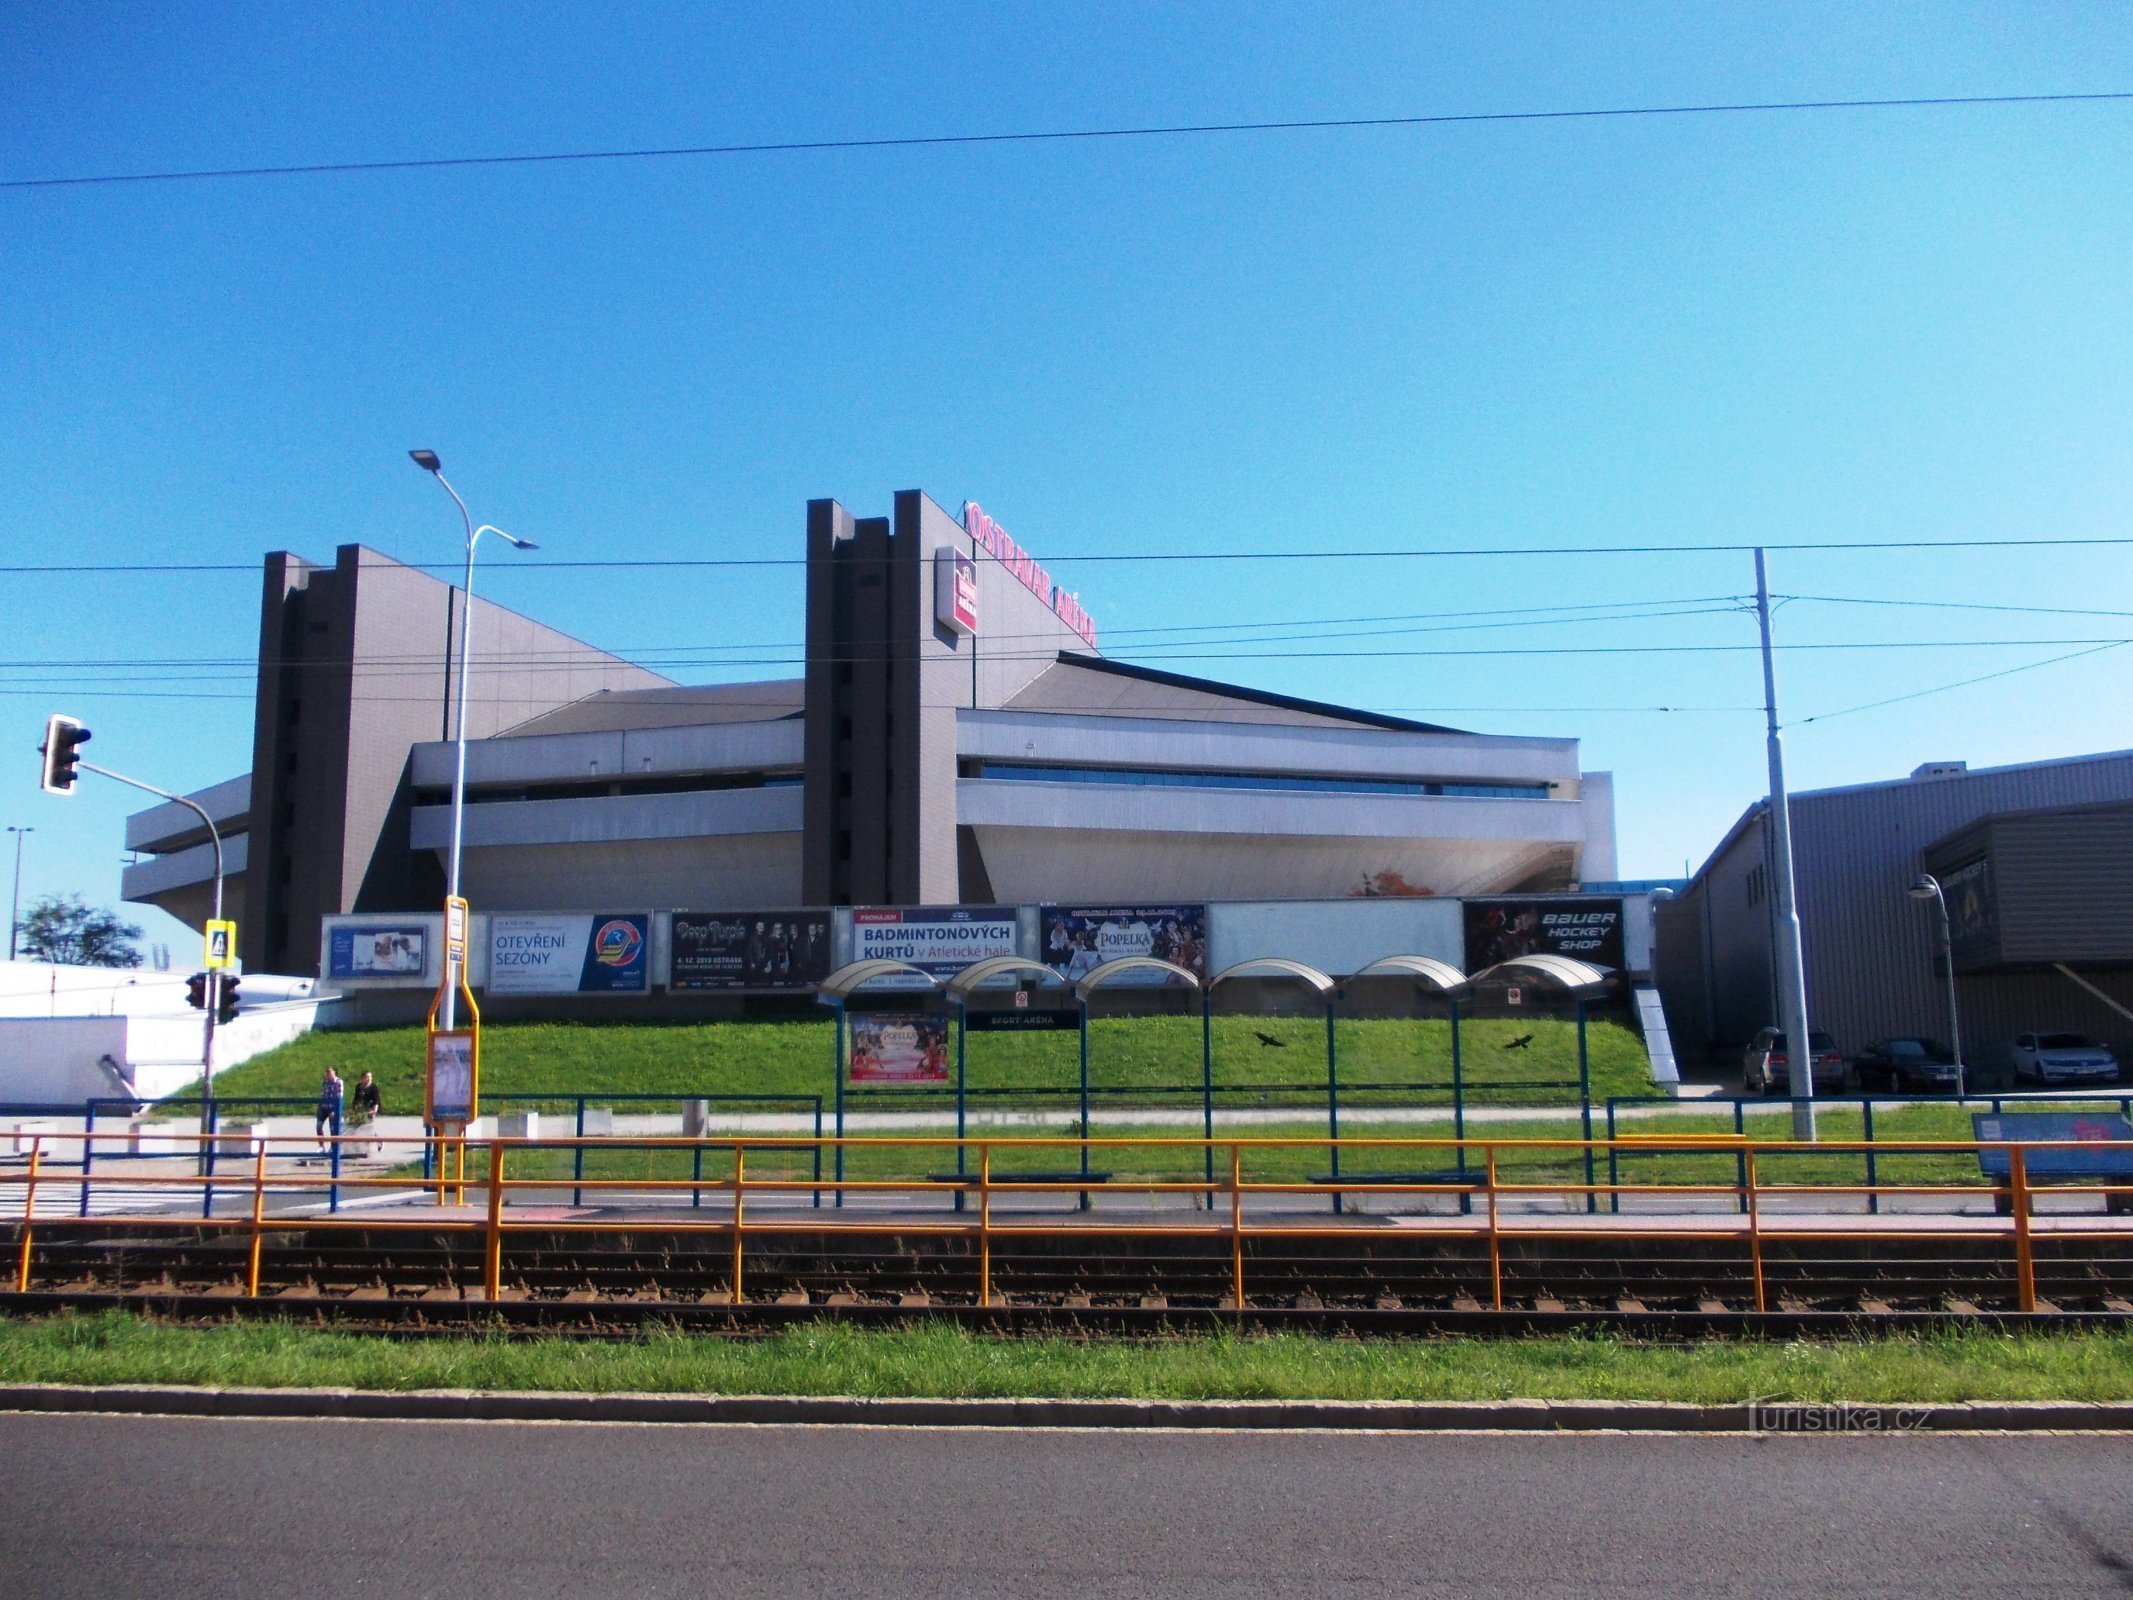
[8,1217,2133,1333]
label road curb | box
[3,1384,2132,1431]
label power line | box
[7,90,2128,191]
[4,535,2133,576]
[1796,641,2133,726]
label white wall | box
[1210,899,1466,975]
[0,960,190,1019]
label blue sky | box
[4,2,2130,963]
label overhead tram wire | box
[5,533,2133,576]
[5,89,2128,190]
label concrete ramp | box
[1633,985,1681,1089]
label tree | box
[15,893,144,968]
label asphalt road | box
[4,1413,2131,1597]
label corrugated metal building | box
[1657,751,2133,1075]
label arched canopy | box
[1207,957,1337,999]
[1351,955,1470,995]
[944,957,1071,999]
[1072,956,1202,1003]
[1467,954,1612,998]
[816,959,940,1002]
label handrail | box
[5,1127,2126,1318]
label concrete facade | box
[124,491,1623,976]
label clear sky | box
[4,2,2130,966]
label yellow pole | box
[2011,1146,2036,1314]
[484,1142,506,1301]
[730,1146,745,1307]
[978,1143,992,1309]
[1485,1143,1502,1311]
[15,1142,41,1292]
[245,1138,267,1297]
[1745,1149,1766,1314]
[1229,1143,1245,1311]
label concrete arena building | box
[123,489,1619,976]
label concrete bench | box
[1974,1111,2133,1215]
[1314,1168,1489,1215]
[928,1170,1115,1188]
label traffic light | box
[185,973,208,1011]
[39,715,90,794]
[216,974,240,1024]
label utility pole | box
[5,826,29,961]
[1755,549,1816,1141]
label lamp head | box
[1908,873,1941,901]
[408,449,442,473]
[506,534,539,551]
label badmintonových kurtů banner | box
[488,913,650,994]
[669,911,833,990]
[850,906,1018,979]
[1039,905,1207,983]
[1462,898,1624,972]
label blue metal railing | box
[1604,1091,2133,1214]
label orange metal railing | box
[1,1128,2127,1314]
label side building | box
[124,489,1623,981]
[1657,751,2133,1075]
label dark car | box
[1852,1037,1963,1094]
[1742,1026,1849,1095]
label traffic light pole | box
[80,761,226,1085]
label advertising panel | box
[427,1030,475,1122]
[847,1012,950,1083]
[1040,905,1207,983]
[327,923,430,981]
[934,546,979,636]
[851,906,1018,977]
[1942,855,2001,972]
[670,912,833,991]
[488,913,650,994]
[1463,898,1624,971]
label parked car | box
[1742,1026,1850,1095]
[2009,1032,2121,1086]
[1851,1037,1964,1094]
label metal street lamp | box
[6,826,30,961]
[409,450,538,1029]
[1908,873,1967,1100]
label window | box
[968,763,1552,800]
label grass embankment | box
[172,1013,1656,1113]
[3,1313,2130,1403]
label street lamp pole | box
[409,451,537,1030]
[6,826,29,962]
[1909,873,1967,1100]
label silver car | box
[2010,1032,2121,1085]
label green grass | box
[3,1312,2130,1402]
[167,1012,1656,1115]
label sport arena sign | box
[962,501,1098,648]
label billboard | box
[1040,905,1207,984]
[851,906,1018,977]
[1942,855,2001,972]
[1463,898,1624,971]
[848,1012,950,1083]
[488,913,651,994]
[671,912,833,991]
[426,1030,475,1122]
[327,922,429,981]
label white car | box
[2010,1032,2121,1086]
